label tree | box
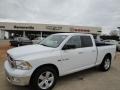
[110,30,119,36]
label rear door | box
[79,35,97,67]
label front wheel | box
[99,56,111,71]
[30,66,58,90]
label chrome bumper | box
[4,61,31,86]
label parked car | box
[10,37,33,46]
[32,37,44,44]
[118,41,120,50]
[5,33,116,90]
[104,40,120,51]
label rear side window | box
[80,36,93,47]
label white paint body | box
[104,40,120,51]
[4,33,116,86]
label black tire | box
[99,56,111,71]
[17,43,20,47]
[116,47,118,51]
[30,66,58,90]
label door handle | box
[63,58,70,61]
[78,52,84,54]
[92,50,96,52]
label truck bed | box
[95,41,116,66]
[95,42,112,46]
[95,40,113,47]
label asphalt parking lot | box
[0,41,120,90]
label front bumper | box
[4,61,31,86]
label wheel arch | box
[30,63,59,84]
[103,53,112,61]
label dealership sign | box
[46,26,62,31]
[70,28,90,33]
[0,26,5,29]
[14,25,34,30]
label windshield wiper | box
[40,43,48,47]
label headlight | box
[15,60,32,70]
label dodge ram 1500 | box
[4,33,116,90]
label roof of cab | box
[53,33,92,36]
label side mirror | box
[62,44,76,50]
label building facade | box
[0,22,102,39]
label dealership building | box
[0,22,102,39]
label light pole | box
[117,27,120,40]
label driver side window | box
[65,35,81,48]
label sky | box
[0,0,120,34]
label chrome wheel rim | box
[38,71,54,89]
[104,59,110,70]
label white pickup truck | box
[4,33,116,90]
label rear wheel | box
[99,56,111,71]
[30,66,58,90]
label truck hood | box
[7,44,56,59]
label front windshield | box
[39,34,68,48]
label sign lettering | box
[0,26,5,28]
[70,28,90,32]
[14,25,34,29]
[46,26,62,31]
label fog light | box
[12,77,20,82]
